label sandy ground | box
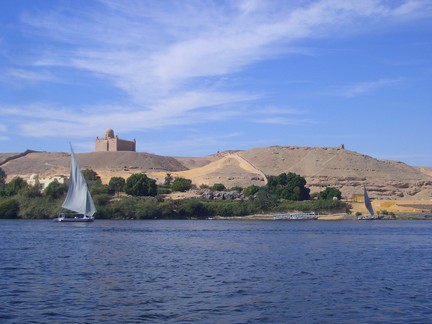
[350,199,432,214]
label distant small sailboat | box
[55,145,96,223]
[358,184,382,220]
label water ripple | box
[2,220,432,322]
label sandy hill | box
[238,146,432,199]
[418,167,432,177]
[0,151,186,183]
[1,146,432,200]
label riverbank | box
[213,212,432,221]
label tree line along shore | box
[0,167,349,220]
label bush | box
[206,200,255,216]
[157,186,171,195]
[90,183,110,196]
[44,180,68,199]
[320,187,342,200]
[211,183,226,191]
[177,199,209,218]
[277,199,346,214]
[92,194,112,206]
[171,177,192,192]
[243,185,260,197]
[12,194,62,219]
[5,177,28,196]
[0,198,19,218]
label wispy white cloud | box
[0,124,7,141]
[6,68,60,84]
[0,90,253,139]
[25,1,429,93]
[6,0,431,140]
[337,78,403,97]
[253,117,317,126]
[254,106,305,116]
[140,132,243,156]
[249,105,316,125]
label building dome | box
[105,129,115,139]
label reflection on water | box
[1,220,432,322]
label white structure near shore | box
[27,174,66,190]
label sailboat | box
[55,145,96,222]
[358,184,382,220]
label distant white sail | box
[364,185,374,216]
[61,145,96,217]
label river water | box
[1,219,432,323]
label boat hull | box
[357,216,383,220]
[273,213,318,220]
[54,217,94,223]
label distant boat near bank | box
[273,212,319,220]
[54,145,96,223]
[358,184,383,220]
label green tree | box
[320,187,342,200]
[21,183,43,198]
[82,169,100,181]
[267,172,310,201]
[90,183,109,196]
[211,183,226,191]
[125,173,157,196]
[5,177,28,196]
[0,169,5,197]
[171,177,192,192]
[243,185,260,197]
[44,179,68,199]
[254,187,278,211]
[109,177,125,196]
[0,167,6,187]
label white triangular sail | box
[364,184,374,216]
[61,145,96,217]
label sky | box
[0,0,431,166]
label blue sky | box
[1,0,431,166]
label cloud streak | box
[4,0,431,141]
[335,78,403,97]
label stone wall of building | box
[95,129,136,152]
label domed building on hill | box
[95,129,136,152]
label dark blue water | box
[1,220,432,323]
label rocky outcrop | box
[198,189,243,200]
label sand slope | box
[2,146,432,200]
